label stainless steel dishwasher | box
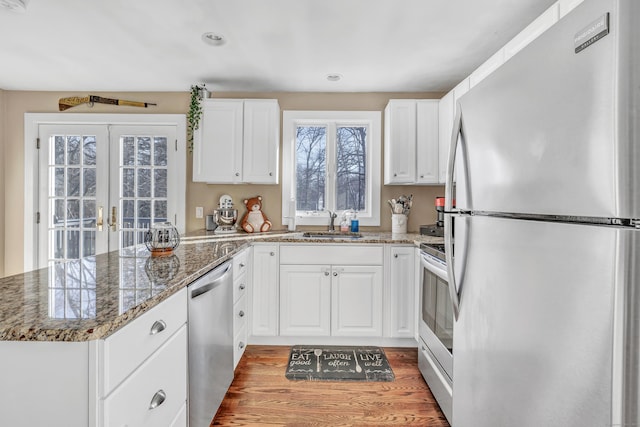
[188,260,234,427]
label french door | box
[37,124,179,268]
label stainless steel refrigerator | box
[444,0,639,426]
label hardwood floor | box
[212,345,450,426]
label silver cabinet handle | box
[394,254,398,258]
[333,272,338,277]
[238,310,245,318]
[235,172,240,177]
[239,284,246,290]
[239,341,245,349]
[324,271,330,276]
[239,262,245,268]
[270,252,275,256]
[150,320,167,335]
[269,172,273,176]
[393,173,398,177]
[148,390,166,410]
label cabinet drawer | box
[103,288,187,394]
[280,245,383,265]
[233,248,250,278]
[104,325,187,427]
[233,324,248,369]
[233,293,247,334]
[233,273,248,304]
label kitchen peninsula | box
[0,231,441,426]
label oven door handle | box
[420,253,449,282]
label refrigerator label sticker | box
[574,13,609,54]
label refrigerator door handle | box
[445,105,463,320]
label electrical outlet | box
[195,206,204,219]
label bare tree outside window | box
[337,126,367,211]
[296,126,326,211]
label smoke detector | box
[0,0,28,12]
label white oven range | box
[418,243,453,424]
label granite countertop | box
[0,230,442,342]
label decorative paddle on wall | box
[58,95,157,111]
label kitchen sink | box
[302,231,363,239]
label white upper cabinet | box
[193,99,279,184]
[416,100,440,184]
[438,91,454,184]
[384,100,416,184]
[242,100,280,184]
[384,99,439,185]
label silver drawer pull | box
[238,310,245,318]
[150,320,167,335]
[239,341,245,349]
[149,389,166,410]
[239,262,245,268]
[239,284,246,290]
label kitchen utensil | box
[314,349,322,372]
[353,350,362,373]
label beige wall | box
[0,89,5,277]
[2,91,444,277]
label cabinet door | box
[242,100,280,184]
[331,266,383,337]
[387,246,415,338]
[192,99,243,183]
[280,265,331,336]
[438,91,454,184]
[251,244,279,336]
[384,100,416,184]
[416,100,439,184]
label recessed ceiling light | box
[326,74,342,82]
[202,32,226,46]
[0,0,28,12]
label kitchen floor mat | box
[285,345,395,381]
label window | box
[282,111,381,226]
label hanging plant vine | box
[187,84,206,153]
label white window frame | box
[24,113,186,272]
[281,110,381,227]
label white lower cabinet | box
[251,243,279,336]
[279,244,384,339]
[280,265,331,336]
[232,247,251,368]
[386,245,416,338]
[103,326,187,427]
[280,264,383,337]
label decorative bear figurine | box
[240,196,272,233]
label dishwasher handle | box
[190,262,232,299]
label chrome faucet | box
[328,211,338,231]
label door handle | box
[107,206,117,232]
[97,206,104,231]
[148,390,166,410]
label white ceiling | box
[0,0,556,93]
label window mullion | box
[326,123,337,212]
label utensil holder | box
[392,214,407,234]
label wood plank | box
[212,345,450,426]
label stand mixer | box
[213,195,238,234]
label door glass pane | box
[67,136,81,165]
[137,168,151,198]
[83,169,96,197]
[154,137,167,166]
[336,126,367,211]
[137,136,151,166]
[83,136,96,166]
[122,136,135,166]
[295,126,326,211]
[154,169,167,197]
[122,168,135,197]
